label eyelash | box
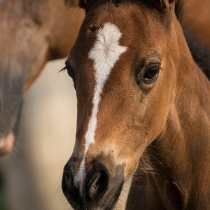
[61,61,75,80]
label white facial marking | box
[74,158,85,194]
[75,22,127,187]
[87,22,127,150]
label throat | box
[146,174,187,210]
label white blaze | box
[75,22,127,186]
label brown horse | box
[0,0,84,155]
[62,0,210,209]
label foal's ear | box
[148,0,175,10]
[65,0,91,9]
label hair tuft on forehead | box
[64,0,183,11]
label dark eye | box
[67,67,75,80]
[61,60,75,81]
[142,64,160,84]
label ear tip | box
[148,0,176,10]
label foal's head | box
[62,0,186,209]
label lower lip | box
[0,132,15,156]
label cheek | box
[142,72,171,142]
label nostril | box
[86,164,109,201]
[90,171,101,197]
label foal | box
[62,0,210,209]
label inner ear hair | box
[148,0,175,11]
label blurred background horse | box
[0,0,209,209]
[0,0,84,155]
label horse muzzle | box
[62,157,124,210]
[0,132,15,155]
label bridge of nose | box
[72,22,127,188]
